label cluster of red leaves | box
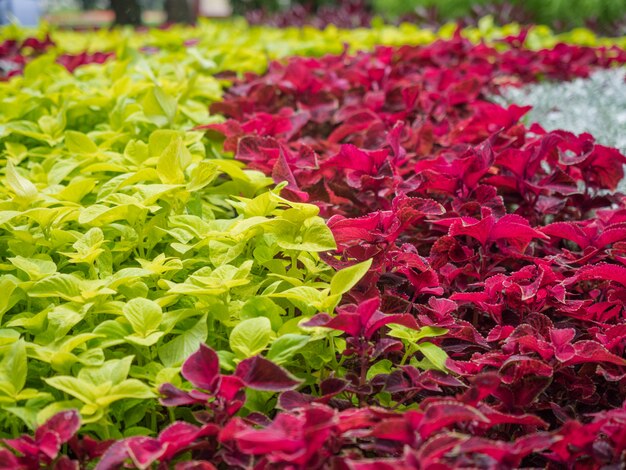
[0,36,54,79]
[0,36,113,80]
[3,344,626,469]
[196,34,626,467]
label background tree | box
[80,0,98,9]
[111,0,142,25]
[164,0,195,23]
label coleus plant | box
[0,35,114,80]
[2,345,625,468]
[200,34,626,466]
[2,17,626,469]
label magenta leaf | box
[158,422,218,462]
[181,344,220,392]
[159,383,209,407]
[36,410,80,444]
[418,400,489,438]
[565,341,626,366]
[235,356,303,391]
[499,356,553,385]
[0,449,19,467]
[126,437,164,469]
[94,441,130,470]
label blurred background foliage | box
[40,0,626,34]
[371,0,626,32]
[240,0,626,34]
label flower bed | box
[0,19,625,469]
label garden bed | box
[0,19,625,469]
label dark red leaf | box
[235,356,302,391]
[181,344,220,392]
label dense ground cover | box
[0,19,625,469]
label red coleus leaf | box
[95,436,165,470]
[235,356,303,391]
[564,341,626,366]
[541,222,592,249]
[417,400,489,439]
[448,212,548,250]
[566,263,626,288]
[159,382,209,407]
[126,437,164,468]
[498,355,553,385]
[323,144,388,174]
[369,416,416,444]
[36,410,80,444]
[476,403,549,429]
[549,328,577,362]
[231,405,335,466]
[305,296,419,339]
[4,410,80,461]
[3,436,39,462]
[0,449,19,468]
[158,422,219,462]
[95,439,143,470]
[272,147,309,201]
[181,343,220,392]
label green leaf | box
[0,330,20,347]
[78,356,133,386]
[187,161,219,191]
[367,359,393,380]
[416,342,449,372]
[274,217,337,252]
[44,376,96,404]
[270,286,325,315]
[266,334,309,365]
[125,331,164,347]
[216,350,237,372]
[61,228,105,264]
[229,317,272,359]
[5,161,38,203]
[387,324,448,342]
[330,258,372,296]
[123,298,163,337]
[148,129,179,156]
[29,274,83,301]
[96,379,154,407]
[4,142,27,161]
[156,137,190,185]
[241,297,284,331]
[65,131,98,154]
[0,211,21,226]
[0,339,27,396]
[158,315,208,367]
[142,86,177,127]
[0,277,19,320]
[78,204,138,227]
[45,306,84,341]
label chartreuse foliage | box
[0,97,350,438]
